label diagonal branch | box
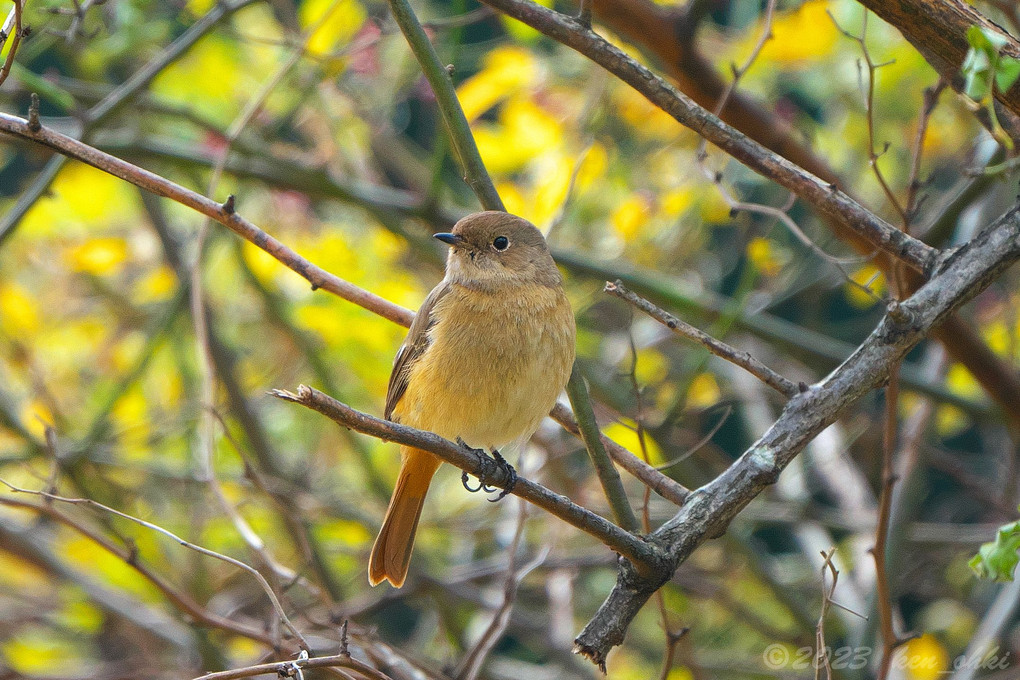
[270,385,666,575]
[476,0,938,275]
[573,204,1020,668]
[0,109,414,326]
[387,0,504,211]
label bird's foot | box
[487,449,517,502]
[457,439,516,501]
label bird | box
[368,211,576,588]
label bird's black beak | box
[434,232,465,247]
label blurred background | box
[1,0,1019,678]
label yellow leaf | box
[662,187,695,217]
[65,237,129,276]
[496,181,527,217]
[845,264,885,308]
[457,46,537,121]
[603,421,663,465]
[152,35,244,125]
[634,348,669,385]
[757,0,837,65]
[111,385,150,456]
[528,152,574,227]
[2,628,74,675]
[688,372,721,409]
[935,404,968,438]
[0,553,50,592]
[316,518,372,546]
[474,97,564,175]
[746,237,788,277]
[18,400,52,441]
[21,164,136,238]
[946,363,982,399]
[0,282,40,334]
[900,634,949,680]
[299,0,366,57]
[575,142,609,193]
[611,194,651,241]
[133,265,178,305]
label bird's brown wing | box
[385,279,452,420]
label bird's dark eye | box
[492,236,509,251]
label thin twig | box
[0,481,309,649]
[873,365,908,680]
[191,653,393,680]
[387,0,504,211]
[549,402,689,506]
[476,0,938,275]
[814,549,838,680]
[0,110,415,326]
[606,280,800,399]
[565,368,641,532]
[0,0,25,89]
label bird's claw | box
[458,443,516,501]
[487,449,517,502]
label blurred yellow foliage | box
[457,46,538,121]
[65,237,129,276]
[634,348,669,385]
[0,553,49,592]
[757,0,837,65]
[901,634,949,680]
[688,372,721,409]
[132,265,179,305]
[474,97,563,175]
[18,399,52,441]
[316,517,372,546]
[746,236,788,277]
[63,535,160,601]
[575,142,609,193]
[845,264,885,308]
[1,628,75,675]
[299,0,366,58]
[152,35,246,124]
[21,164,136,238]
[611,194,651,241]
[0,282,40,334]
[603,420,663,465]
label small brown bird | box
[368,211,576,588]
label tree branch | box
[605,280,801,399]
[270,385,667,575]
[387,0,504,211]
[477,0,938,275]
[573,205,1020,667]
[0,110,414,326]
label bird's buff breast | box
[393,282,575,451]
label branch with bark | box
[572,205,1020,667]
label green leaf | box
[995,57,1020,93]
[969,516,1020,581]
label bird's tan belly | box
[392,286,574,450]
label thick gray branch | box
[573,205,1020,668]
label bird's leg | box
[458,438,496,493]
[487,449,517,502]
[456,438,515,499]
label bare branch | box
[606,280,801,399]
[573,204,1020,667]
[387,0,504,211]
[270,385,666,574]
[477,0,939,275]
[0,110,414,326]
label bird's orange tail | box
[368,447,442,587]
